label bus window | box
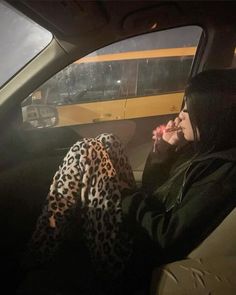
[67,60,136,103]
[137,56,193,96]
[125,49,195,119]
[21,26,202,129]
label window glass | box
[42,60,128,105]
[21,26,202,129]
[0,0,52,87]
[137,57,192,96]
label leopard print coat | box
[26,133,136,279]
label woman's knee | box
[96,133,123,150]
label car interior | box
[0,0,236,294]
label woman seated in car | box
[22,69,236,294]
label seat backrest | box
[189,208,236,259]
[151,209,236,295]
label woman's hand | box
[152,124,166,141]
[152,117,182,147]
[163,117,182,145]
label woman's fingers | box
[152,117,181,144]
[166,120,174,129]
[174,117,181,127]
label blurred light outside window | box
[232,48,236,67]
[0,0,52,87]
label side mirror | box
[22,104,58,129]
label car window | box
[0,0,52,87]
[21,26,202,129]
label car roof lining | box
[7,1,235,43]
[5,1,235,71]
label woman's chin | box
[183,133,194,142]
[184,135,194,141]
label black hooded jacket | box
[122,139,236,264]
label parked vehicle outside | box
[22,26,201,128]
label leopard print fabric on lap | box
[27,133,136,278]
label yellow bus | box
[25,46,195,127]
[55,47,196,126]
[21,26,205,129]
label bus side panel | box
[125,92,183,119]
[56,99,126,126]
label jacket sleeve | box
[142,139,177,192]
[122,162,236,261]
